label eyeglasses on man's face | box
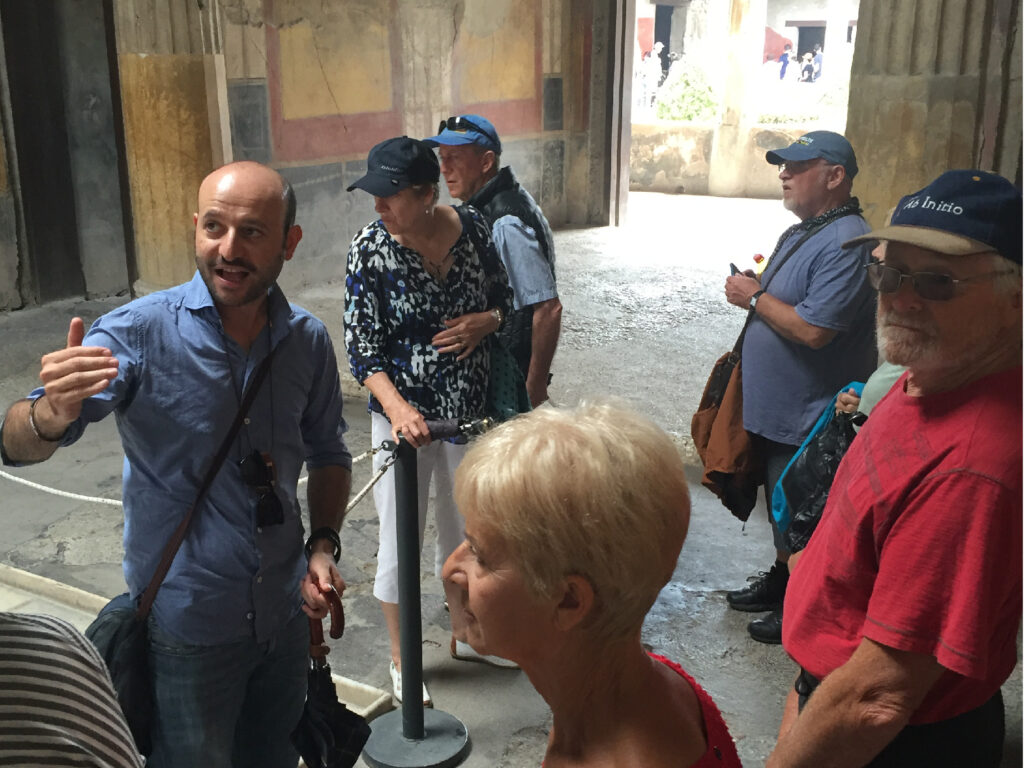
[240,449,284,527]
[778,159,828,175]
[865,258,1013,302]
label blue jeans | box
[147,609,309,768]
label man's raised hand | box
[37,317,119,424]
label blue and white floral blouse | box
[344,205,513,421]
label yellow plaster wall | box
[278,6,393,119]
[118,53,212,288]
[457,0,536,104]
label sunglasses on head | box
[239,449,284,527]
[865,258,1013,302]
[438,115,491,139]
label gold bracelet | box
[490,306,504,330]
[29,397,66,443]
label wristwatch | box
[749,290,766,311]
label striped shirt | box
[0,612,144,768]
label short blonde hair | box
[453,401,690,642]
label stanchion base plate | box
[362,708,470,768]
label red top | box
[541,654,742,767]
[649,654,743,767]
[784,368,1022,723]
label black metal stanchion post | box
[362,438,470,768]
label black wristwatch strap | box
[305,526,342,562]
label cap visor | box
[765,145,820,165]
[346,172,409,197]
[421,131,481,147]
[842,225,995,255]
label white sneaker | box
[389,660,432,706]
[450,638,520,669]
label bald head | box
[198,161,295,244]
[193,161,303,311]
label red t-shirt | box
[783,367,1022,724]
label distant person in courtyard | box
[778,43,793,80]
[812,44,823,81]
[0,161,353,768]
[443,402,742,768]
[722,131,876,644]
[800,52,814,82]
[769,170,1021,767]
[424,114,562,407]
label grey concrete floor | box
[0,192,1019,767]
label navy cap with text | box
[843,169,1022,264]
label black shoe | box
[748,608,783,644]
[726,562,789,612]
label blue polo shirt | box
[742,216,877,445]
[28,273,351,645]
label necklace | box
[423,251,455,282]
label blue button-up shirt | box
[27,273,351,644]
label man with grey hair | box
[770,170,1022,767]
[723,131,877,643]
[424,115,562,408]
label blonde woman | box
[443,402,742,767]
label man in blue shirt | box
[1,161,352,768]
[722,132,876,644]
[423,115,562,407]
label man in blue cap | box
[722,131,877,643]
[423,115,561,408]
[769,170,1021,766]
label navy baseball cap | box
[347,136,440,197]
[766,130,859,179]
[422,114,502,154]
[843,170,1022,264]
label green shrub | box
[654,58,718,122]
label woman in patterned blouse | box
[344,137,514,704]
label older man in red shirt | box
[769,170,1022,767]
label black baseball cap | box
[347,136,440,197]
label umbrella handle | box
[325,584,345,639]
[309,617,330,660]
[307,585,344,659]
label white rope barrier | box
[0,443,393,513]
[0,468,124,506]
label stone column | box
[113,0,231,294]
[0,120,19,310]
[707,0,768,197]
[845,0,1021,227]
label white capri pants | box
[371,411,468,603]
